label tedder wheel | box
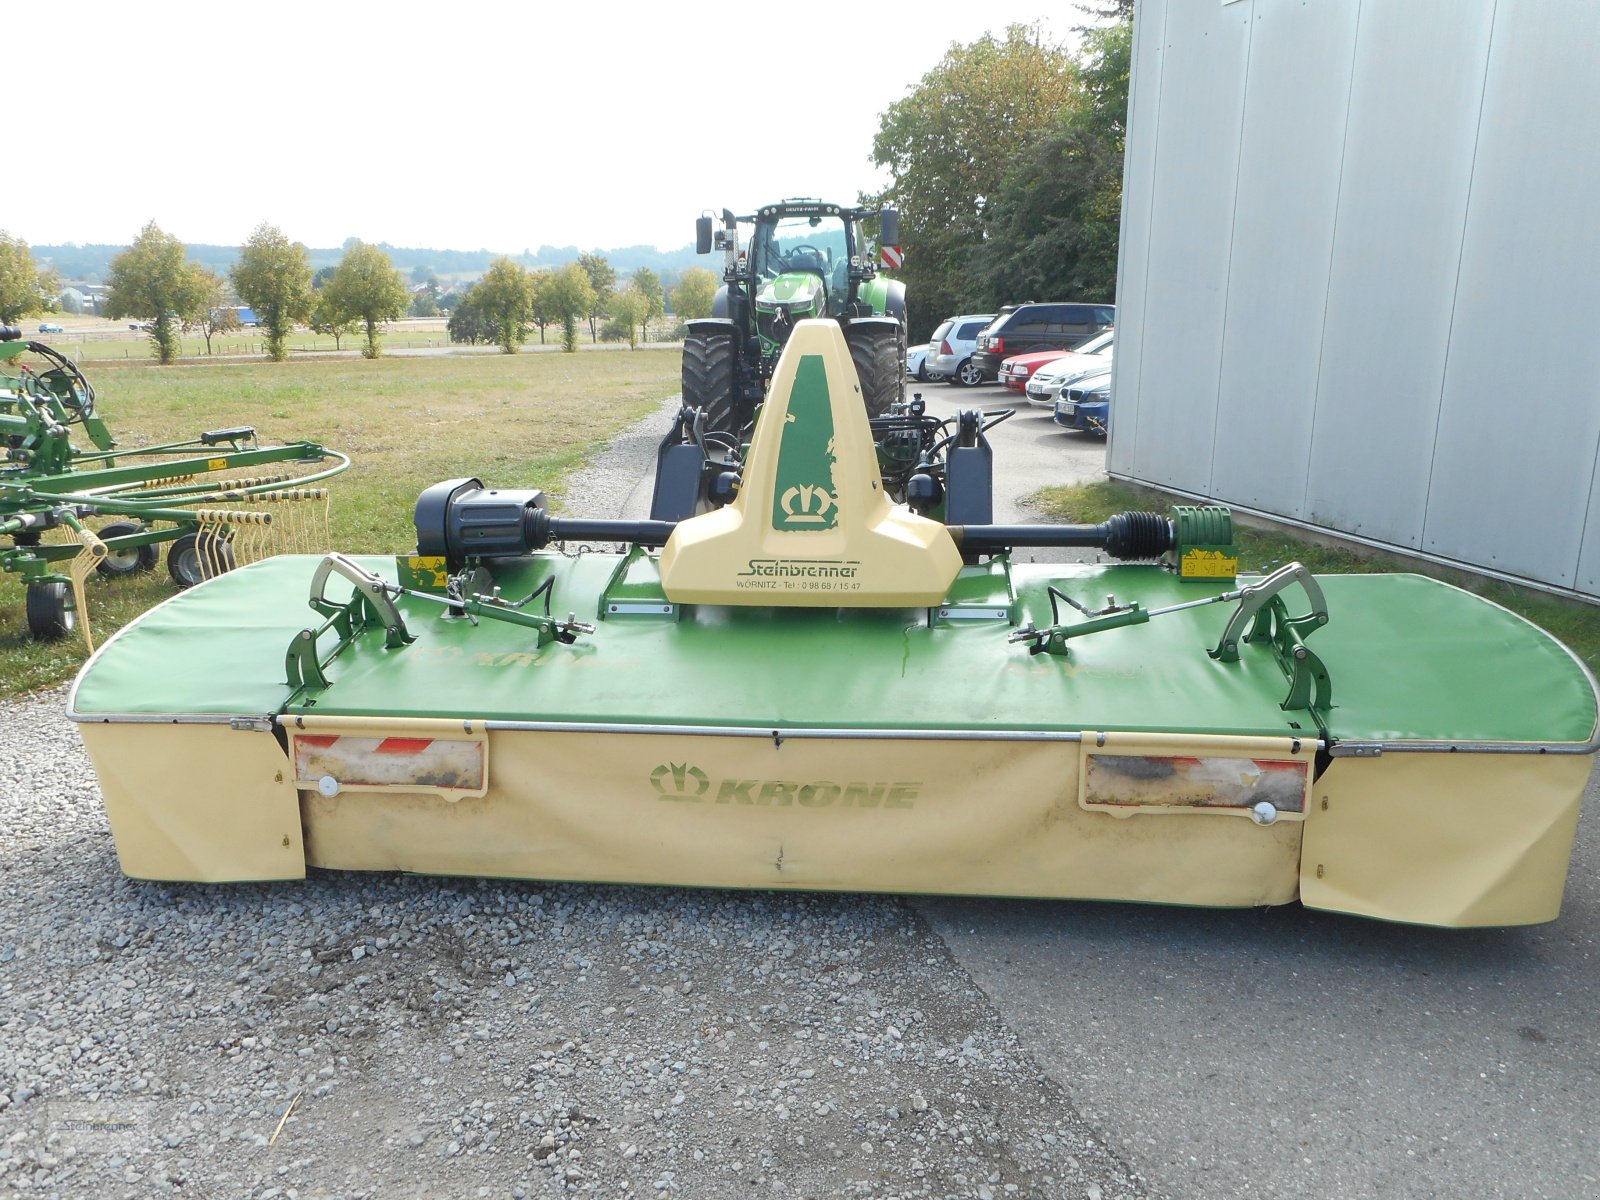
[844,322,904,418]
[682,333,738,435]
[167,531,235,588]
[25,581,75,642]
[954,358,985,388]
[96,521,160,577]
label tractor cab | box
[750,211,852,321]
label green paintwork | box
[755,273,829,356]
[756,273,825,312]
[857,276,893,316]
[72,552,1598,751]
[771,356,839,531]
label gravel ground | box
[0,397,1150,1200]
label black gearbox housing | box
[414,478,546,570]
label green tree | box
[0,233,56,324]
[541,264,596,353]
[632,268,665,342]
[870,25,1078,338]
[105,221,212,363]
[446,288,497,345]
[971,16,1131,306]
[474,257,538,353]
[529,269,558,344]
[670,267,718,322]
[195,270,242,355]
[578,252,615,342]
[606,283,649,349]
[310,291,356,351]
[230,222,315,362]
[322,241,409,358]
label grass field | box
[1033,479,1600,675]
[2,349,681,696]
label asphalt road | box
[620,372,1600,1199]
[900,379,1600,1200]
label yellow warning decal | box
[1180,548,1238,578]
[206,457,229,472]
[402,555,450,590]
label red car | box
[997,350,1072,392]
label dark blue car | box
[1053,369,1111,437]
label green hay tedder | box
[1,327,348,648]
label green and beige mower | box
[68,322,1596,927]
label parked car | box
[1053,366,1113,437]
[1024,329,1115,408]
[997,349,1071,392]
[37,322,64,334]
[973,302,1115,381]
[924,313,997,388]
[906,342,940,382]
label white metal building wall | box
[1109,0,1600,600]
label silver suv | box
[924,313,997,388]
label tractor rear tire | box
[683,333,739,435]
[845,323,904,418]
[25,581,75,642]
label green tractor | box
[684,198,905,433]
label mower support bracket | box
[1210,562,1332,713]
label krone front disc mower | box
[68,321,1598,928]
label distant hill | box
[33,240,709,288]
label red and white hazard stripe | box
[292,733,487,797]
[880,245,903,270]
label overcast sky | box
[11,2,1075,254]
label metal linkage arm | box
[1209,563,1328,662]
[308,553,414,647]
[288,555,417,692]
[290,553,597,693]
[1209,563,1332,713]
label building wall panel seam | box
[1418,0,1499,554]
[1301,0,1368,519]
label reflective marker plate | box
[1082,752,1308,820]
[293,733,488,799]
